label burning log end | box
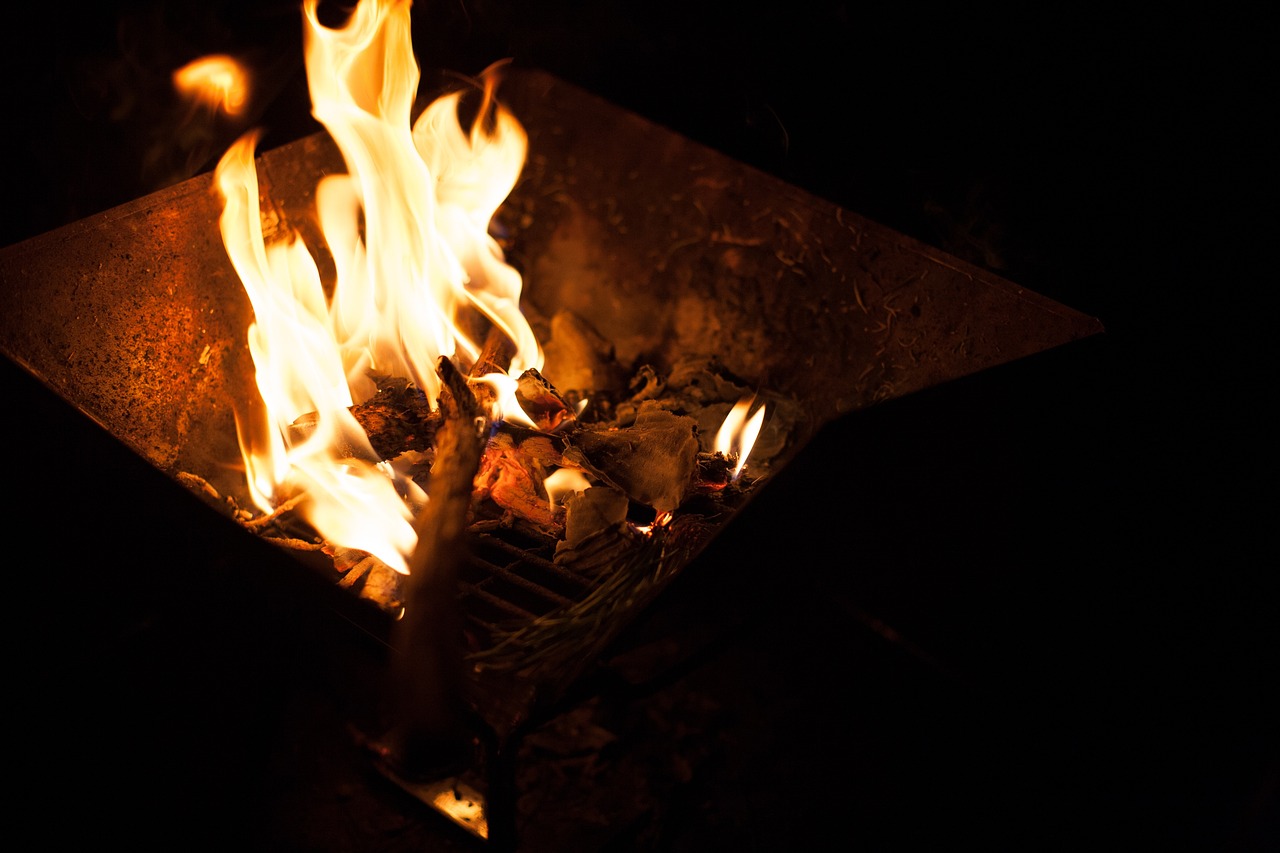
[434,355,482,424]
[692,452,736,493]
[468,326,516,384]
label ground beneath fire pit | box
[244,606,1001,852]
[224,593,989,852]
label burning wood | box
[169,0,795,627]
[383,354,485,778]
[163,7,813,804]
[473,430,565,534]
[185,319,786,609]
[292,375,438,460]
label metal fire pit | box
[0,67,1099,840]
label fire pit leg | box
[482,732,520,851]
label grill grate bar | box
[465,556,578,610]
[459,579,545,621]
[462,612,508,638]
[471,532,595,588]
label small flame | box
[173,55,249,117]
[633,511,673,536]
[715,395,766,480]
[469,372,537,428]
[544,468,591,511]
[217,0,538,573]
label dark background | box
[2,1,1275,849]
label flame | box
[715,395,766,480]
[216,0,538,573]
[469,372,537,428]
[173,55,249,117]
[633,511,672,536]
[544,468,591,511]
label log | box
[382,355,486,779]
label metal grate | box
[459,525,604,643]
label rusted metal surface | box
[0,68,1100,503]
[497,73,1102,461]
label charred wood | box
[473,431,565,534]
[514,368,576,432]
[288,375,438,461]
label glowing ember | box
[173,55,249,117]
[216,0,538,572]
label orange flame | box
[715,395,766,480]
[216,0,538,572]
[173,55,248,117]
[545,468,592,511]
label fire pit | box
[0,6,1100,840]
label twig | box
[264,536,327,552]
[242,492,307,529]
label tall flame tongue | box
[216,0,538,573]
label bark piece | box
[352,376,438,458]
[288,374,438,461]
[562,405,699,513]
[515,368,576,431]
[560,486,630,550]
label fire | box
[216,0,537,573]
[173,55,249,117]
[715,395,766,480]
[544,468,592,511]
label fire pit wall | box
[0,68,1099,552]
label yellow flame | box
[173,55,248,117]
[216,0,537,573]
[633,511,673,536]
[469,372,537,428]
[715,395,766,480]
[544,468,592,511]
